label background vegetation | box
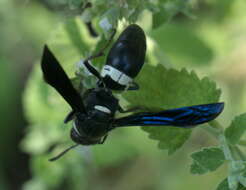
[1,0,246,190]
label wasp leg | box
[118,106,148,113]
[85,29,116,61]
[81,29,116,81]
[83,60,104,81]
[127,81,139,90]
[118,105,164,113]
[64,110,76,123]
[99,135,108,144]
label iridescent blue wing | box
[113,103,224,128]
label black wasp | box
[41,24,224,161]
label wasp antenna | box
[49,144,79,162]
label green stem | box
[203,121,234,160]
[219,134,233,160]
[201,120,223,138]
[204,120,238,162]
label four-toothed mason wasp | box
[41,24,224,161]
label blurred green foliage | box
[150,24,214,66]
[1,0,246,190]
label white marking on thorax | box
[94,105,111,114]
[101,65,133,85]
[73,121,81,136]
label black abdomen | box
[106,24,146,78]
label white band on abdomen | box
[101,65,132,85]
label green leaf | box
[225,113,246,145]
[227,161,246,190]
[152,0,194,29]
[215,160,246,190]
[68,0,83,10]
[38,0,84,15]
[190,147,225,175]
[122,64,221,154]
[152,6,170,29]
[152,127,191,155]
[217,178,246,190]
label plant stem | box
[219,134,233,160]
[200,120,224,139]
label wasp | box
[41,24,224,161]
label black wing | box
[41,45,86,114]
[113,103,224,128]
